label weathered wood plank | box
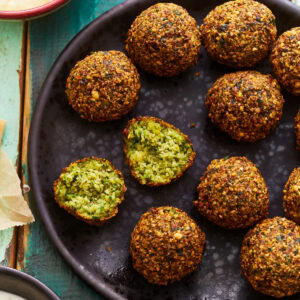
[18,0,124,298]
[17,22,30,272]
[0,21,24,268]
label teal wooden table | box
[0,1,125,298]
[0,0,299,299]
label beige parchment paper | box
[0,119,34,230]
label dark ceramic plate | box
[0,266,59,300]
[28,0,300,299]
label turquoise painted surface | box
[25,1,124,298]
[0,21,23,264]
[0,22,23,164]
[0,229,13,264]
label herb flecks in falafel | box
[206,71,284,142]
[195,156,269,229]
[66,50,140,122]
[123,116,195,186]
[130,206,206,285]
[270,27,300,96]
[53,157,126,225]
[283,167,300,224]
[241,217,300,298]
[126,3,201,77]
[201,0,277,68]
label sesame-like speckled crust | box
[53,157,126,226]
[195,157,269,229]
[295,110,300,151]
[201,0,277,68]
[66,51,140,122]
[283,168,300,224]
[125,3,201,77]
[206,71,284,142]
[270,27,300,96]
[130,206,206,285]
[123,116,196,186]
[241,217,300,298]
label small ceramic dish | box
[0,0,70,20]
[0,266,59,300]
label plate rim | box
[28,0,300,299]
[0,266,60,300]
[0,0,71,20]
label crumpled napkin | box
[0,119,34,230]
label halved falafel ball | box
[66,51,140,122]
[241,217,300,298]
[130,206,206,285]
[270,27,300,96]
[283,168,300,224]
[125,3,201,77]
[206,71,284,142]
[195,157,269,229]
[295,110,300,151]
[201,0,277,68]
[123,116,195,186]
[53,157,126,225]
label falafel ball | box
[125,3,201,77]
[241,217,300,298]
[201,0,277,68]
[283,167,300,224]
[206,71,284,142]
[123,116,195,186]
[53,157,126,225]
[195,157,269,229]
[130,206,206,285]
[295,110,300,151]
[66,51,140,122]
[270,27,300,96]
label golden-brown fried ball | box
[126,3,201,77]
[283,167,300,224]
[270,27,300,96]
[241,217,300,298]
[195,156,269,229]
[201,0,277,68]
[206,71,284,142]
[66,51,140,122]
[130,206,206,285]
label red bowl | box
[0,0,71,20]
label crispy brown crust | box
[130,206,206,285]
[66,51,141,122]
[201,0,277,68]
[283,167,300,224]
[123,116,196,186]
[241,217,300,298]
[195,156,269,229]
[125,3,201,77]
[270,27,300,96]
[206,71,284,142]
[53,157,126,226]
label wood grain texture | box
[0,21,24,268]
[17,22,31,272]
[19,1,125,299]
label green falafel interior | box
[124,117,195,185]
[54,158,125,221]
